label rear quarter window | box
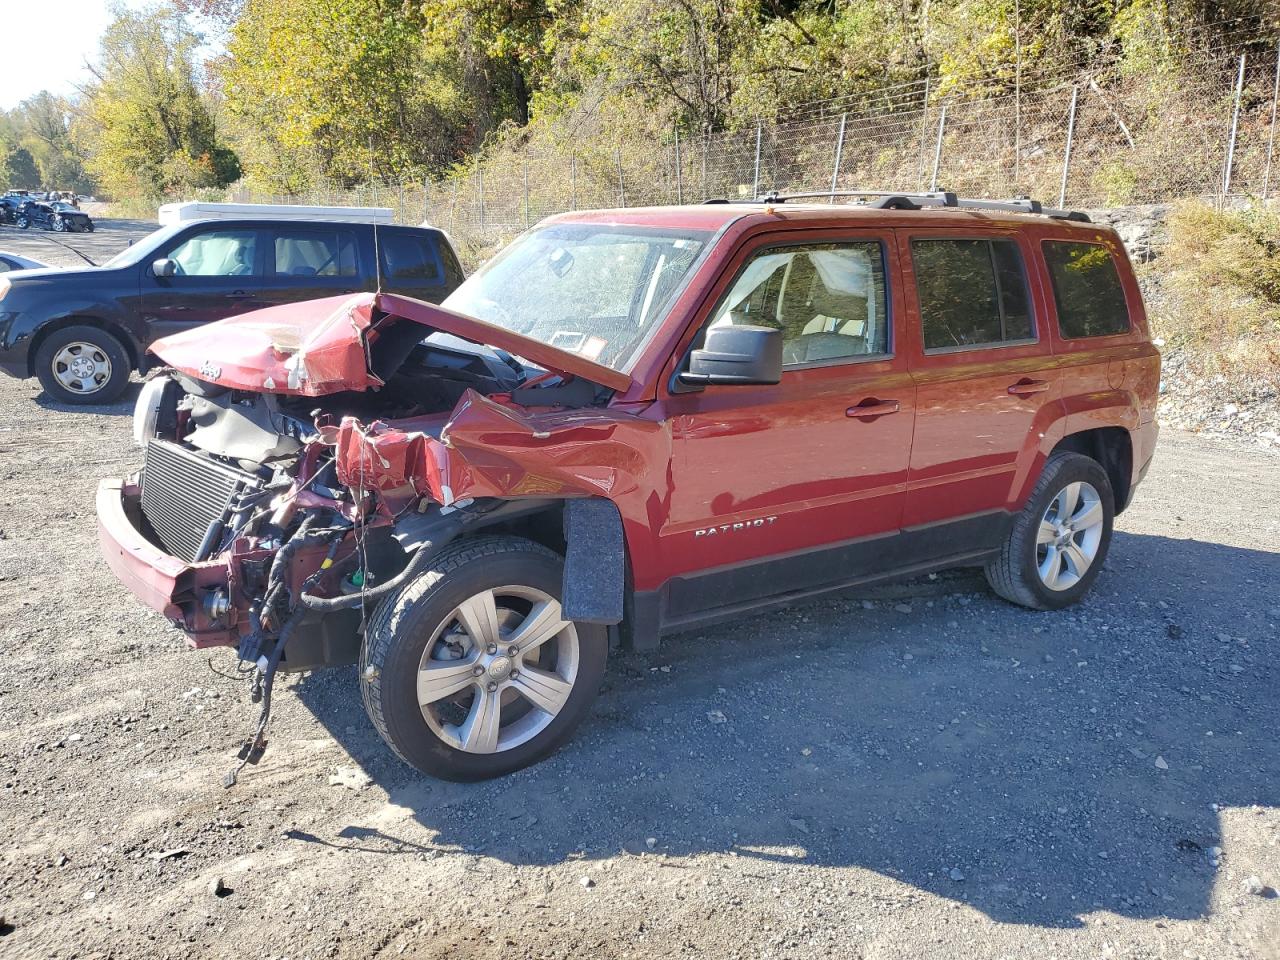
[380,232,444,283]
[1043,240,1131,338]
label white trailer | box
[157,201,396,226]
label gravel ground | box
[0,220,1277,959]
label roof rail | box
[754,189,1091,223]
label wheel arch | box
[27,315,141,377]
[1050,426,1134,513]
[394,496,628,628]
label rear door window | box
[379,232,444,282]
[272,229,357,277]
[911,238,1034,350]
[1043,240,1131,338]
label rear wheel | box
[361,536,607,781]
[34,325,132,405]
[15,216,28,229]
[51,215,66,232]
[984,452,1114,610]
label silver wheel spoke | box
[1056,482,1080,521]
[416,658,478,706]
[511,665,573,716]
[1039,545,1062,588]
[506,598,568,656]
[455,589,501,648]
[455,687,502,753]
[1037,519,1057,544]
[1063,541,1092,578]
[1071,499,1103,531]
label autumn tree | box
[223,0,468,190]
[80,2,240,199]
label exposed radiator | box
[141,440,259,562]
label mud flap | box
[562,498,625,625]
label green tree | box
[10,92,93,192]
[2,146,41,189]
[223,0,467,189]
[81,2,240,199]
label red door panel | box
[898,229,1063,527]
[663,359,915,579]
[657,228,915,590]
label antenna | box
[372,221,383,296]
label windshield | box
[443,223,710,371]
[101,224,187,268]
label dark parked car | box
[0,196,29,224]
[0,218,464,403]
[14,200,94,233]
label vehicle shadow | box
[291,530,1278,929]
[34,380,139,417]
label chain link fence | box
[230,39,1280,265]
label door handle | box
[846,398,901,419]
[227,290,253,300]
[1007,378,1050,396]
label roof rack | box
[745,189,1091,223]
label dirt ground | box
[0,221,1277,959]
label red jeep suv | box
[97,192,1160,782]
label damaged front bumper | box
[97,477,241,648]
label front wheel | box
[51,215,66,232]
[15,216,28,229]
[34,324,132,404]
[984,451,1114,610]
[361,536,608,781]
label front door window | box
[167,231,260,276]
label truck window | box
[709,241,890,366]
[379,233,443,282]
[912,238,1034,350]
[273,229,357,277]
[1043,240,1131,338]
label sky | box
[0,0,157,110]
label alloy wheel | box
[417,585,579,754]
[1036,480,1104,591]
[51,341,112,396]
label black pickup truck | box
[0,218,464,403]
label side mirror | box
[152,258,177,278]
[680,324,782,386]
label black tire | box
[85,221,95,233]
[361,535,608,781]
[33,324,132,405]
[984,451,1115,610]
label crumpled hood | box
[148,291,632,396]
